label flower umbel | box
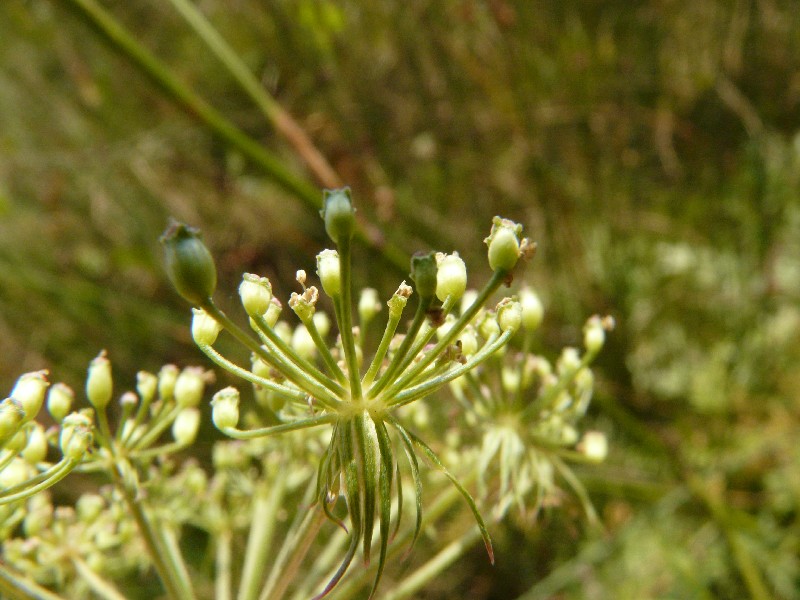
[165,189,534,598]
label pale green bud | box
[485,217,523,272]
[358,288,381,325]
[11,370,49,421]
[240,273,273,317]
[157,364,180,400]
[191,307,222,346]
[0,457,30,489]
[459,328,478,357]
[174,367,207,408]
[136,371,157,404]
[86,352,113,411]
[160,220,217,306]
[47,383,74,423]
[59,413,94,461]
[291,325,316,360]
[316,249,341,297]
[211,387,240,430]
[274,322,292,345]
[0,398,25,439]
[314,311,331,337]
[520,287,544,331]
[264,297,283,328]
[172,408,200,445]
[501,367,521,393]
[321,188,356,242]
[21,423,48,465]
[460,289,478,315]
[410,251,438,300]
[479,313,501,339]
[497,298,522,333]
[583,316,606,353]
[289,287,319,322]
[435,252,467,302]
[557,347,581,375]
[76,494,105,523]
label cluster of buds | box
[162,188,535,598]
[449,288,615,521]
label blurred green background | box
[1,0,799,597]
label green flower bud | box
[76,494,105,523]
[388,282,413,318]
[172,407,200,445]
[485,217,523,272]
[21,423,48,464]
[520,287,544,331]
[314,311,331,337]
[321,188,356,242]
[192,308,223,346]
[358,288,381,326]
[136,371,158,403]
[86,351,113,411]
[289,287,319,322]
[497,298,522,333]
[410,251,438,300]
[578,431,608,462]
[161,220,217,306]
[0,457,30,489]
[211,387,240,430]
[239,273,273,317]
[292,325,316,360]
[316,249,342,297]
[11,370,49,422]
[583,315,610,354]
[435,252,467,302]
[47,383,74,423]
[59,412,94,461]
[557,347,581,375]
[174,367,207,408]
[0,398,24,440]
[157,364,180,400]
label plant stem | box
[71,557,127,600]
[237,481,285,600]
[215,528,233,600]
[0,562,66,600]
[335,236,362,401]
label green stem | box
[203,301,341,409]
[361,305,404,389]
[0,458,78,505]
[382,527,483,600]
[335,236,362,401]
[237,481,285,600]
[222,414,335,440]
[297,313,348,385]
[0,563,66,600]
[71,557,127,600]
[383,270,507,398]
[215,528,233,600]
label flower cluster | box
[161,188,535,598]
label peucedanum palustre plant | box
[161,188,536,598]
[0,187,611,600]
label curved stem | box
[221,413,335,440]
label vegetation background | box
[1,0,799,598]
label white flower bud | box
[86,352,112,411]
[239,273,273,317]
[11,370,49,421]
[174,367,207,408]
[435,252,467,302]
[313,311,331,338]
[211,387,240,430]
[47,383,74,423]
[583,317,606,353]
[358,288,381,325]
[520,287,544,331]
[21,424,48,465]
[557,347,581,375]
[192,308,222,345]
[497,298,522,333]
[316,249,341,297]
[578,431,608,462]
[157,364,180,400]
[172,407,200,445]
[501,367,521,393]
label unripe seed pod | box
[317,249,342,297]
[158,364,180,400]
[86,352,113,411]
[239,273,273,317]
[520,287,544,331]
[211,387,240,430]
[192,308,222,346]
[485,217,523,272]
[435,253,467,302]
[172,407,200,445]
[47,383,74,423]
[174,367,206,408]
[11,370,49,422]
[321,188,356,242]
[161,220,217,306]
[410,251,438,300]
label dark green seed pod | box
[409,251,438,300]
[321,188,356,242]
[161,220,217,306]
